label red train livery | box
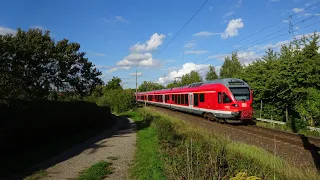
[136,78,254,123]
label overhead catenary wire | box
[195,0,320,63]
[137,1,320,85]
[200,20,320,65]
[145,21,320,84]
[153,0,209,59]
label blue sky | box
[1,0,320,88]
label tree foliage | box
[0,28,102,100]
[181,70,202,86]
[138,81,164,92]
[205,65,219,80]
[239,32,320,127]
[105,76,122,90]
[220,52,243,78]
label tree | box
[205,65,219,80]
[166,79,182,88]
[138,81,164,92]
[181,71,202,86]
[0,28,102,99]
[220,52,243,78]
[105,76,122,90]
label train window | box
[218,92,221,103]
[200,93,205,102]
[178,95,180,104]
[223,93,232,103]
[175,95,178,103]
[185,94,188,105]
[172,94,175,101]
[181,94,184,104]
[194,94,199,106]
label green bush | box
[286,118,308,133]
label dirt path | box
[23,115,136,180]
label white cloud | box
[184,42,196,49]
[95,65,109,69]
[164,59,176,63]
[221,18,244,39]
[269,0,280,2]
[225,11,234,17]
[108,66,131,73]
[193,31,221,37]
[168,32,173,37]
[295,26,300,30]
[292,8,304,13]
[158,62,211,85]
[116,53,160,67]
[303,13,312,16]
[315,13,320,16]
[102,16,128,23]
[305,3,310,6]
[115,16,127,22]
[282,19,289,23]
[209,7,213,10]
[130,72,142,76]
[184,50,209,55]
[208,51,262,66]
[262,40,290,50]
[0,26,16,35]
[293,32,320,39]
[130,33,166,53]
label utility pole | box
[288,15,293,37]
[136,70,138,102]
[260,99,263,118]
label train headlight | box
[231,104,239,107]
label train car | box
[136,78,254,123]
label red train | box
[136,78,254,123]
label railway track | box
[148,106,320,170]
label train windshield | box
[229,87,250,101]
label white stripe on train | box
[137,100,233,115]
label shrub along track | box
[148,106,320,171]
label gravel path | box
[26,115,136,180]
[149,106,320,171]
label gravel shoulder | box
[23,115,136,180]
[149,106,319,171]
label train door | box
[188,93,193,109]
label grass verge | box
[128,107,319,180]
[124,109,166,180]
[77,161,112,180]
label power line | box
[195,0,320,63]
[199,17,320,65]
[153,0,209,59]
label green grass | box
[23,169,48,180]
[127,108,166,180]
[77,161,112,180]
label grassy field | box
[125,107,319,180]
[77,161,112,180]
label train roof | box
[137,78,249,94]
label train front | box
[227,79,254,122]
